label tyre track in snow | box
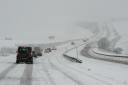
[49,57,109,85]
[58,52,125,85]
[33,64,51,85]
[47,50,113,85]
[48,58,84,85]
[65,56,125,85]
[0,64,17,81]
[42,51,83,85]
[55,53,119,85]
[19,64,33,85]
[47,59,82,85]
[41,58,57,85]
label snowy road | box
[0,45,128,85]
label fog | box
[0,0,128,40]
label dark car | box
[32,51,37,58]
[16,46,33,64]
[33,47,42,56]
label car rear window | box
[18,47,29,54]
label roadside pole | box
[76,46,79,59]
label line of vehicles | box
[16,46,56,64]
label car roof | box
[18,46,32,48]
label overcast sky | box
[0,0,128,40]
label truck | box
[16,46,33,64]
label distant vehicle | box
[44,48,52,53]
[33,47,42,56]
[32,51,37,58]
[16,46,33,64]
